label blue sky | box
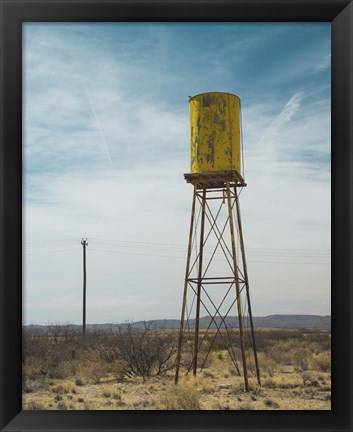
[23,23,331,325]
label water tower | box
[174,92,260,391]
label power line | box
[24,237,331,263]
[88,247,329,265]
[25,237,330,253]
[25,238,80,246]
[25,249,78,255]
[90,239,330,254]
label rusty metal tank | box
[189,92,241,174]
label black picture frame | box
[0,1,352,431]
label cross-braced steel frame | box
[174,171,261,392]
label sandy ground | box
[23,364,331,410]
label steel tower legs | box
[175,181,260,391]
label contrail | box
[259,91,304,148]
[83,81,113,167]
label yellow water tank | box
[189,92,241,174]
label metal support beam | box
[234,187,261,386]
[175,174,259,392]
[193,188,206,376]
[175,185,197,384]
[226,181,249,391]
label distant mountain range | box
[25,314,331,331]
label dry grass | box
[163,382,201,410]
[22,328,331,410]
[309,352,331,372]
[22,370,331,410]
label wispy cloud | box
[23,23,331,324]
[258,92,304,153]
[83,81,113,167]
[315,53,331,71]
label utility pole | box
[81,238,88,334]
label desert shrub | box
[164,383,201,410]
[217,403,232,410]
[228,366,241,376]
[48,343,73,367]
[216,351,225,361]
[292,348,311,371]
[57,401,68,410]
[114,323,177,380]
[267,340,312,370]
[309,351,331,372]
[47,370,61,380]
[268,341,295,365]
[202,329,330,375]
[263,378,276,389]
[189,376,216,394]
[200,351,225,373]
[25,401,45,410]
[47,363,71,380]
[274,375,302,389]
[78,361,117,384]
[23,324,85,380]
[47,360,77,380]
[23,329,47,360]
[112,361,130,381]
[202,370,214,378]
[87,363,108,384]
[112,392,122,400]
[238,403,254,410]
[23,378,48,393]
[47,322,78,344]
[75,378,84,386]
[268,340,331,372]
[256,352,277,377]
[51,384,70,394]
[263,398,280,409]
[252,329,329,365]
[197,352,212,370]
[23,360,47,381]
[89,330,121,363]
[92,368,106,384]
[178,350,194,370]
